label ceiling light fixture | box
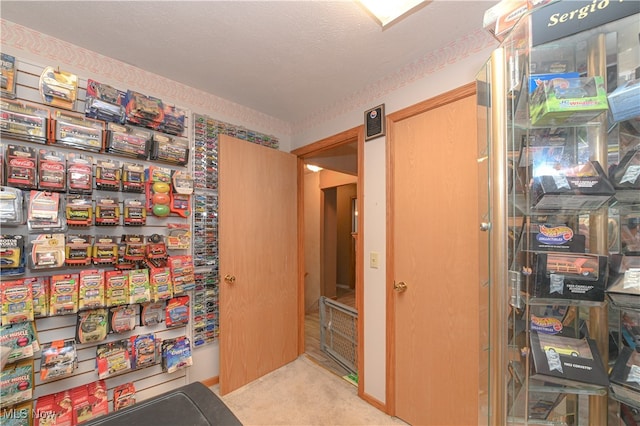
[306,164,323,172]
[357,0,430,28]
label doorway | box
[292,127,363,382]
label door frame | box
[385,82,477,415]
[292,126,365,396]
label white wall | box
[1,18,499,406]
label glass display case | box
[477,2,639,425]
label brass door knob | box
[224,274,236,284]
[393,281,407,293]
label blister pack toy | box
[1,53,17,99]
[128,268,150,304]
[76,308,108,344]
[123,199,146,226]
[27,190,66,232]
[6,144,37,189]
[149,265,172,302]
[161,336,192,373]
[131,333,157,369]
[165,295,189,328]
[1,278,34,325]
[85,79,126,124]
[166,223,191,250]
[105,123,151,159]
[37,149,66,192]
[54,110,104,152]
[0,99,50,144]
[78,269,105,310]
[67,153,94,193]
[27,276,49,318]
[0,98,49,144]
[92,235,118,265]
[121,162,145,193]
[96,339,131,379]
[40,339,77,381]
[65,234,92,267]
[150,133,189,166]
[0,321,40,364]
[30,233,65,270]
[105,269,128,306]
[40,66,78,110]
[49,274,79,316]
[0,234,25,277]
[109,305,138,334]
[140,301,165,326]
[170,170,193,218]
[124,90,164,130]
[113,382,136,411]
[122,234,146,262]
[95,159,121,191]
[0,359,34,408]
[94,196,120,226]
[169,255,195,294]
[0,186,24,225]
[66,195,93,227]
[160,104,186,136]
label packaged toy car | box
[527,251,609,302]
[113,382,136,411]
[37,149,66,192]
[165,295,189,328]
[105,270,128,306]
[78,269,104,310]
[1,278,34,325]
[128,268,150,304]
[67,153,94,194]
[123,199,146,226]
[124,90,164,130]
[54,110,104,152]
[30,233,65,270]
[109,305,137,334]
[49,274,79,316]
[39,339,77,381]
[0,321,39,364]
[95,159,121,191]
[150,133,189,166]
[161,336,192,373]
[131,333,156,369]
[27,276,49,318]
[76,308,108,344]
[140,301,165,326]
[0,186,24,225]
[64,234,92,267]
[92,235,118,265]
[96,340,131,379]
[1,53,17,98]
[85,79,126,124]
[0,359,34,408]
[160,104,186,136]
[530,161,615,211]
[94,196,120,226]
[65,195,93,227]
[121,162,145,193]
[6,144,37,189]
[0,234,25,277]
[0,98,49,143]
[105,123,151,159]
[39,66,78,110]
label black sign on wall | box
[532,0,639,46]
[365,104,385,141]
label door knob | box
[224,274,236,284]
[394,281,407,293]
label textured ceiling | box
[1,0,498,127]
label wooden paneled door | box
[387,84,479,425]
[218,134,298,395]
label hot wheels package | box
[39,339,77,381]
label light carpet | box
[211,356,409,426]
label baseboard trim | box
[200,376,220,387]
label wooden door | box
[389,88,479,425]
[218,134,298,395]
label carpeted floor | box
[211,356,408,426]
